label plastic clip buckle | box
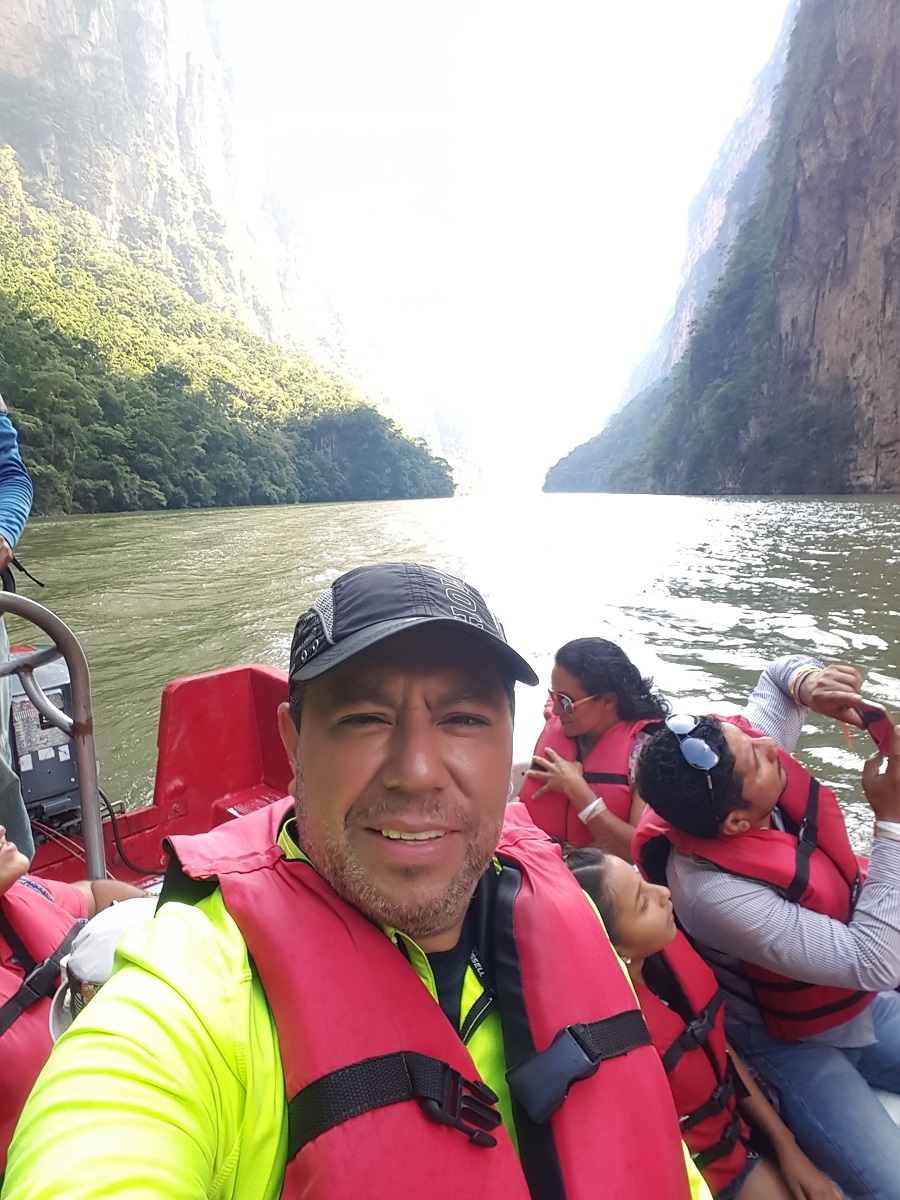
[506,1026,599,1125]
[682,1010,714,1053]
[421,1069,501,1147]
[23,956,60,1002]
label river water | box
[11,492,900,848]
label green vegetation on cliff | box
[0,147,453,512]
[544,379,673,492]
[545,0,857,496]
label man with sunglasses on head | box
[633,660,900,1200]
[4,563,708,1200]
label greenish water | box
[12,492,900,848]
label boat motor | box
[9,655,85,840]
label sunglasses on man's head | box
[664,714,720,807]
[547,688,596,716]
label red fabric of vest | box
[519,715,652,845]
[169,799,691,1200]
[0,880,82,1170]
[638,931,747,1195]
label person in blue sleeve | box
[0,393,35,859]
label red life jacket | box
[167,798,691,1200]
[633,715,873,1041]
[519,715,654,845]
[638,930,747,1195]
[0,880,83,1170]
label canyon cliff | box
[0,0,340,360]
[548,0,900,495]
[622,5,795,407]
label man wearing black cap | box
[4,564,703,1200]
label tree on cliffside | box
[0,148,454,513]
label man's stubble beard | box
[293,773,503,943]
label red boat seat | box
[33,664,292,885]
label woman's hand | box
[526,748,589,804]
[776,1139,845,1199]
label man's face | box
[279,626,514,951]
[721,722,788,827]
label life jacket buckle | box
[22,955,61,1002]
[506,1025,600,1125]
[420,1068,501,1148]
[681,1009,715,1052]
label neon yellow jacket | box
[3,829,710,1200]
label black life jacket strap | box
[784,778,820,904]
[0,921,82,1037]
[0,905,38,974]
[692,1109,743,1170]
[575,736,628,786]
[505,1008,652,1126]
[661,991,725,1074]
[755,987,871,1023]
[286,1051,502,1160]
[679,1075,735,1132]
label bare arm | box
[70,879,146,918]
[728,1044,843,1199]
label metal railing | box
[0,592,105,880]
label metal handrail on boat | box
[0,592,105,881]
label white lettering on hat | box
[438,575,487,630]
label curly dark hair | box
[635,716,745,838]
[555,638,668,721]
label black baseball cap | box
[290,562,538,685]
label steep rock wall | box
[774,1,900,488]
[621,2,796,406]
[0,0,339,357]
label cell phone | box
[530,759,548,773]
[855,702,895,757]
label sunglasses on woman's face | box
[548,688,596,716]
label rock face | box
[775,0,900,489]
[621,2,797,407]
[548,0,900,495]
[0,0,340,358]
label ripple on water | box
[14,493,900,853]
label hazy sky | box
[232,0,792,487]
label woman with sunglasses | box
[563,845,844,1200]
[518,638,668,858]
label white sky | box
[231,0,792,488]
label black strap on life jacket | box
[574,738,629,787]
[582,771,629,785]
[0,920,81,1037]
[692,1108,742,1171]
[751,981,870,1024]
[505,1008,653,1125]
[784,777,820,904]
[679,1074,736,1132]
[285,1050,503,1159]
[492,856,654,1200]
[660,990,725,1074]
